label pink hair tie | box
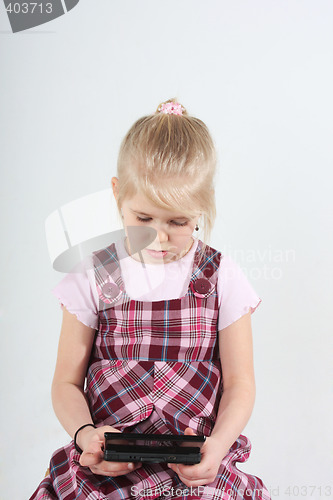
[158,102,184,116]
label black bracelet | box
[74,423,97,453]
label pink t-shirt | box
[52,237,262,331]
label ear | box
[111,177,119,200]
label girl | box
[30,100,271,500]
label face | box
[111,177,200,265]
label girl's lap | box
[33,434,269,500]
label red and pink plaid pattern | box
[30,240,271,500]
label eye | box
[136,216,188,227]
[171,221,188,227]
[136,216,152,223]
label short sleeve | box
[217,255,262,331]
[51,256,99,330]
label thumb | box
[184,427,197,436]
[79,433,104,467]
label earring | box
[195,224,199,231]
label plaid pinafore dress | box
[30,239,271,500]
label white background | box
[1,1,332,499]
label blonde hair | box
[116,98,217,263]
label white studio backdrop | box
[1,1,332,498]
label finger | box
[90,461,140,477]
[173,465,215,487]
[167,463,178,474]
[184,427,197,436]
[167,461,201,477]
[178,464,216,486]
[82,432,104,453]
[79,441,105,466]
[96,426,121,441]
[167,462,199,481]
[90,465,133,477]
[177,462,203,477]
[80,450,104,467]
[175,476,213,488]
[167,462,214,487]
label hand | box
[78,425,142,477]
[167,427,228,487]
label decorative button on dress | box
[30,240,271,500]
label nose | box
[152,222,169,244]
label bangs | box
[134,174,203,219]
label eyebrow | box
[130,209,189,220]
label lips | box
[146,249,169,257]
